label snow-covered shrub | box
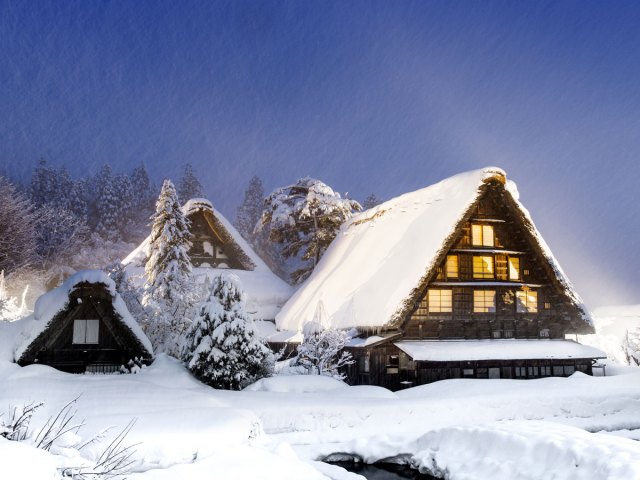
[258,177,361,284]
[295,321,354,380]
[120,357,146,374]
[623,328,640,366]
[143,179,195,356]
[0,270,28,321]
[182,274,274,390]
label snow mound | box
[244,375,349,393]
[0,437,61,479]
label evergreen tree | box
[182,274,273,390]
[362,193,382,210]
[29,158,57,208]
[129,164,156,240]
[93,165,120,239]
[235,176,264,245]
[258,177,361,284]
[177,163,203,203]
[143,179,194,354]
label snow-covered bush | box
[143,179,195,355]
[258,177,361,284]
[182,274,274,390]
[0,270,28,321]
[623,328,640,366]
[295,321,354,380]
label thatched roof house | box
[15,270,152,373]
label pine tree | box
[129,164,156,240]
[362,193,381,209]
[177,163,203,203]
[30,159,56,208]
[93,165,120,239]
[258,177,361,284]
[143,179,194,354]
[182,274,273,390]
[235,176,264,245]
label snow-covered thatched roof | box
[14,270,152,361]
[276,167,592,332]
[123,198,292,321]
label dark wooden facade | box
[274,175,600,390]
[17,282,152,373]
[185,202,256,270]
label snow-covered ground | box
[1,322,640,479]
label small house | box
[123,198,292,321]
[273,167,606,389]
[15,270,153,373]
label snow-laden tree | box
[34,204,89,269]
[177,163,203,203]
[623,328,640,366]
[0,270,28,321]
[143,179,194,354]
[182,274,273,390]
[130,163,156,234]
[94,165,120,240]
[0,177,38,274]
[258,177,361,284]
[235,175,264,245]
[294,300,354,379]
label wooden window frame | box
[471,224,495,247]
[445,255,459,278]
[72,319,99,345]
[516,289,538,313]
[473,256,495,279]
[473,290,496,313]
[428,289,453,313]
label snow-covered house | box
[123,198,292,320]
[274,167,606,389]
[15,270,153,373]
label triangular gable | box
[275,167,592,333]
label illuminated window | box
[428,289,452,313]
[473,256,494,279]
[471,224,494,247]
[446,255,459,278]
[508,257,520,280]
[516,290,538,313]
[473,290,496,313]
[72,319,99,344]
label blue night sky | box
[0,1,638,307]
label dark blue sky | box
[1,1,638,307]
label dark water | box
[328,462,441,479]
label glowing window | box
[508,257,520,280]
[428,289,452,313]
[473,290,496,313]
[72,319,99,344]
[516,290,538,313]
[471,224,494,247]
[446,255,459,278]
[473,256,494,279]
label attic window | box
[73,319,99,344]
[471,224,494,247]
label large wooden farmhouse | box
[123,198,292,321]
[273,167,605,390]
[15,270,153,373]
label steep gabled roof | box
[123,198,292,321]
[14,270,153,362]
[276,167,592,332]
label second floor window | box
[471,224,494,247]
[473,290,496,313]
[428,289,452,312]
[508,257,520,280]
[473,256,494,279]
[516,289,538,313]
